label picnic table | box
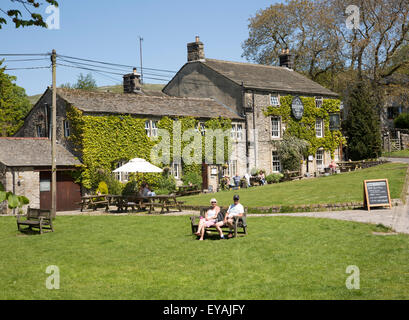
[111,194,183,214]
[79,194,112,212]
[176,185,201,196]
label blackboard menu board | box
[364,179,392,211]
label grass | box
[383,150,409,158]
[1,215,409,300]
[180,163,408,209]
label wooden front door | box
[40,171,81,211]
[201,163,209,191]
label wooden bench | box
[176,185,201,197]
[17,207,54,234]
[190,207,248,238]
[284,170,303,181]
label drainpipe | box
[12,169,16,215]
[252,91,257,169]
[242,82,250,172]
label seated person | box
[195,198,220,241]
[215,195,244,239]
[143,183,156,197]
[258,171,266,185]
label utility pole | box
[51,49,57,218]
[139,36,144,84]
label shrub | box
[92,169,123,195]
[394,113,409,129]
[155,175,177,194]
[266,173,284,184]
[250,168,259,176]
[96,181,109,195]
[182,171,202,187]
[122,180,138,196]
[273,133,309,171]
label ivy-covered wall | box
[66,105,232,189]
[264,96,346,158]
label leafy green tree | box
[0,60,32,136]
[0,0,58,29]
[344,82,382,160]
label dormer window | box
[270,94,280,107]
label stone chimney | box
[187,36,205,62]
[123,68,142,94]
[279,48,294,69]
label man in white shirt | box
[215,195,244,239]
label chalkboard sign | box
[363,179,392,211]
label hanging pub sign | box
[292,96,304,120]
[363,179,392,211]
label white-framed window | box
[315,96,323,108]
[63,120,70,137]
[229,160,238,177]
[316,149,324,171]
[145,120,158,138]
[272,151,281,173]
[231,123,243,141]
[114,161,129,183]
[315,119,324,138]
[271,117,281,139]
[195,122,206,136]
[270,94,280,107]
[171,162,182,179]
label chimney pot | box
[279,48,294,70]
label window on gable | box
[271,117,281,139]
[270,94,280,107]
[315,97,323,108]
[64,120,70,137]
[36,125,43,137]
[315,119,324,138]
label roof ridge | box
[205,58,284,70]
[0,137,49,140]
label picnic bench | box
[79,194,111,212]
[17,207,54,234]
[190,207,248,238]
[112,194,183,214]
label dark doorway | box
[201,163,209,190]
[40,171,81,211]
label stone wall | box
[0,167,39,214]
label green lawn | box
[383,150,409,158]
[1,215,409,299]
[180,163,408,209]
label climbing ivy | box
[264,96,346,158]
[66,105,232,189]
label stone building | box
[14,81,245,193]
[163,37,343,176]
[0,138,81,214]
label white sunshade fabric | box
[112,158,163,173]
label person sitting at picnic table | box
[195,198,220,241]
[329,160,337,174]
[143,183,156,197]
[215,194,244,239]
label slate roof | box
[57,88,243,120]
[0,138,81,167]
[201,59,339,97]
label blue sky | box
[1,0,277,95]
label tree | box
[74,73,97,90]
[344,82,382,160]
[273,133,309,171]
[0,182,29,210]
[242,0,409,89]
[0,60,32,136]
[0,0,58,29]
